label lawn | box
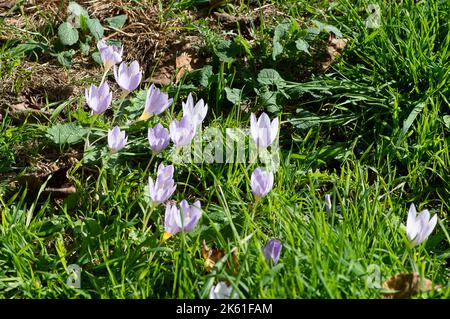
[0,0,449,299]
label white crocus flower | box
[406,203,437,246]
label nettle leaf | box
[46,123,88,145]
[225,87,243,104]
[197,65,214,87]
[87,18,104,41]
[105,14,128,29]
[58,22,79,46]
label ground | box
[0,0,449,298]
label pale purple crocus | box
[164,203,181,238]
[250,112,279,149]
[406,203,437,246]
[107,126,127,153]
[148,123,170,153]
[209,282,239,299]
[85,81,112,114]
[169,116,196,147]
[97,39,123,71]
[182,93,208,126]
[250,168,274,199]
[139,84,173,121]
[114,61,142,93]
[263,239,282,264]
[163,199,202,240]
[178,200,202,232]
[148,163,176,205]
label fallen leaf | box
[382,272,441,299]
[175,52,193,83]
[201,240,240,273]
[321,33,348,70]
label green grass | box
[0,0,449,298]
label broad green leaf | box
[272,20,291,60]
[443,115,450,129]
[68,2,89,18]
[258,89,280,113]
[87,18,104,41]
[80,41,90,56]
[46,123,88,145]
[257,69,284,87]
[105,14,128,29]
[225,87,243,104]
[295,39,310,53]
[91,51,102,65]
[56,50,75,67]
[58,22,79,46]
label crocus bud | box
[209,282,239,299]
[85,81,112,114]
[148,163,176,205]
[97,39,123,71]
[107,126,127,153]
[250,112,279,149]
[263,239,282,264]
[139,84,173,121]
[148,123,170,153]
[114,61,142,93]
[169,116,196,147]
[182,93,208,126]
[250,168,274,199]
[406,203,437,246]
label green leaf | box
[105,14,128,29]
[215,39,234,63]
[443,115,450,129]
[197,65,214,87]
[55,50,75,67]
[46,123,89,145]
[225,87,243,104]
[91,52,103,65]
[257,69,284,87]
[295,39,310,54]
[396,101,425,144]
[312,20,343,38]
[272,20,291,60]
[80,41,90,56]
[68,2,89,18]
[258,89,280,113]
[58,22,79,46]
[87,18,104,41]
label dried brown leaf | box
[175,52,193,84]
[382,272,440,299]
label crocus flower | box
[163,199,202,240]
[263,239,282,264]
[250,112,279,149]
[148,163,176,205]
[250,168,274,199]
[325,194,332,214]
[182,93,208,126]
[178,200,202,232]
[169,116,196,147]
[108,126,127,153]
[85,81,112,114]
[209,282,239,299]
[97,39,123,71]
[406,203,437,246]
[148,123,170,153]
[139,84,173,121]
[164,203,181,238]
[114,61,142,93]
